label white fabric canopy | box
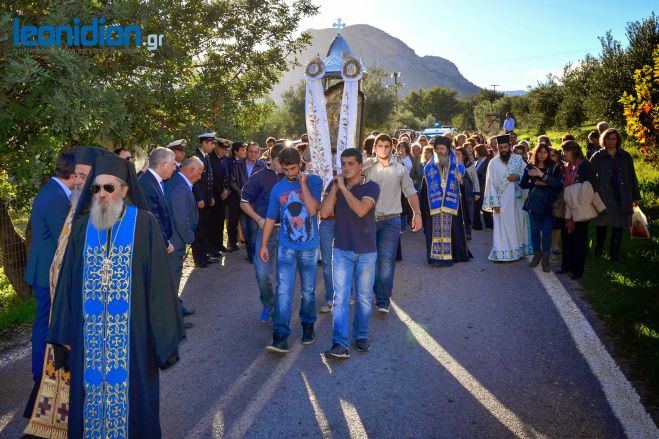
[304,58,334,189]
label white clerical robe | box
[482,154,526,261]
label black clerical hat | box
[74,154,149,220]
[495,134,510,145]
[433,136,452,147]
[74,145,112,166]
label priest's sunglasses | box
[90,183,119,194]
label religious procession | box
[2,4,658,439]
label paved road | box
[0,229,655,438]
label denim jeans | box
[332,249,376,347]
[529,212,553,253]
[240,214,256,258]
[374,217,401,307]
[273,247,318,338]
[319,219,335,302]
[255,226,279,308]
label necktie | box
[160,180,165,194]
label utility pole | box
[390,72,404,100]
[490,84,500,92]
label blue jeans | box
[240,214,256,258]
[319,220,335,302]
[374,217,401,307]
[332,249,376,347]
[529,212,553,253]
[273,247,318,338]
[255,226,279,308]
[32,285,50,382]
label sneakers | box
[302,324,315,345]
[350,297,355,305]
[355,339,371,352]
[377,304,390,313]
[320,301,333,313]
[324,343,350,358]
[260,307,272,323]
[265,335,289,353]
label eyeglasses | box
[125,156,133,161]
[91,183,118,194]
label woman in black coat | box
[590,129,641,261]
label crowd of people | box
[20,120,641,437]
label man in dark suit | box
[473,145,492,230]
[226,141,246,252]
[24,150,75,382]
[192,132,218,267]
[139,147,176,252]
[166,158,203,324]
[209,139,231,255]
[231,141,266,262]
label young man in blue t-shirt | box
[259,147,323,353]
[320,148,380,358]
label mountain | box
[270,24,481,103]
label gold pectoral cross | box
[100,258,113,288]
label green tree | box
[400,86,462,126]
[361,66,397,130]
[0,0,317,296]
[526,75,564,134]
[620,45,659,160]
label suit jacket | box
[24,178,71,288]
[192,148,214,205]
[209,152,230,198]
[139,170,173,245]
[165,173,199,251]
[475,157,491,189]
[230,159,266,198]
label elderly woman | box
[590,128,641,261]
[557,141,599,280]
[455,146,480,240]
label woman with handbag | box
[590,128,641,261]
[557,140,601,280]
[520,144,563,272]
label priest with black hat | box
[419,136,472,266]
[23,145,114,438]
[482,134,527,262]
[47,154,185,439]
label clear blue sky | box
[297,0,656,90]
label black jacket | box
[209,152,230,198]
[230,159,266,198]
[590,148,640,215]
[520,162,563,216]
[192,148,214,205]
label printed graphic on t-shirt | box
[280,189,313,243]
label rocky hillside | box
[271,24,481,102]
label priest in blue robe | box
[419,136,472,266]
[47,154,185,439]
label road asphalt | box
[0,228,655,438]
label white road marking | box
[533,267,659,439]
[302,372,332,438]
[0,410,16,434]
[391,301,545,439]
[0,342,30,370]
[339,399,368,439]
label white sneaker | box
[320,302,333,313]
[377,305,390,313]
[350,297,355,305]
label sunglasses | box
[91,183,118,194]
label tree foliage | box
[0,0,318,209]
[399,86,462,126]
[620,44,659,159]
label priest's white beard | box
[90,197,125,231]
[436,152,449,171]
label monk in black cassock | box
[47,155,185,439]
[419,136,472,266]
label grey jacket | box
[590,148,641,216]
